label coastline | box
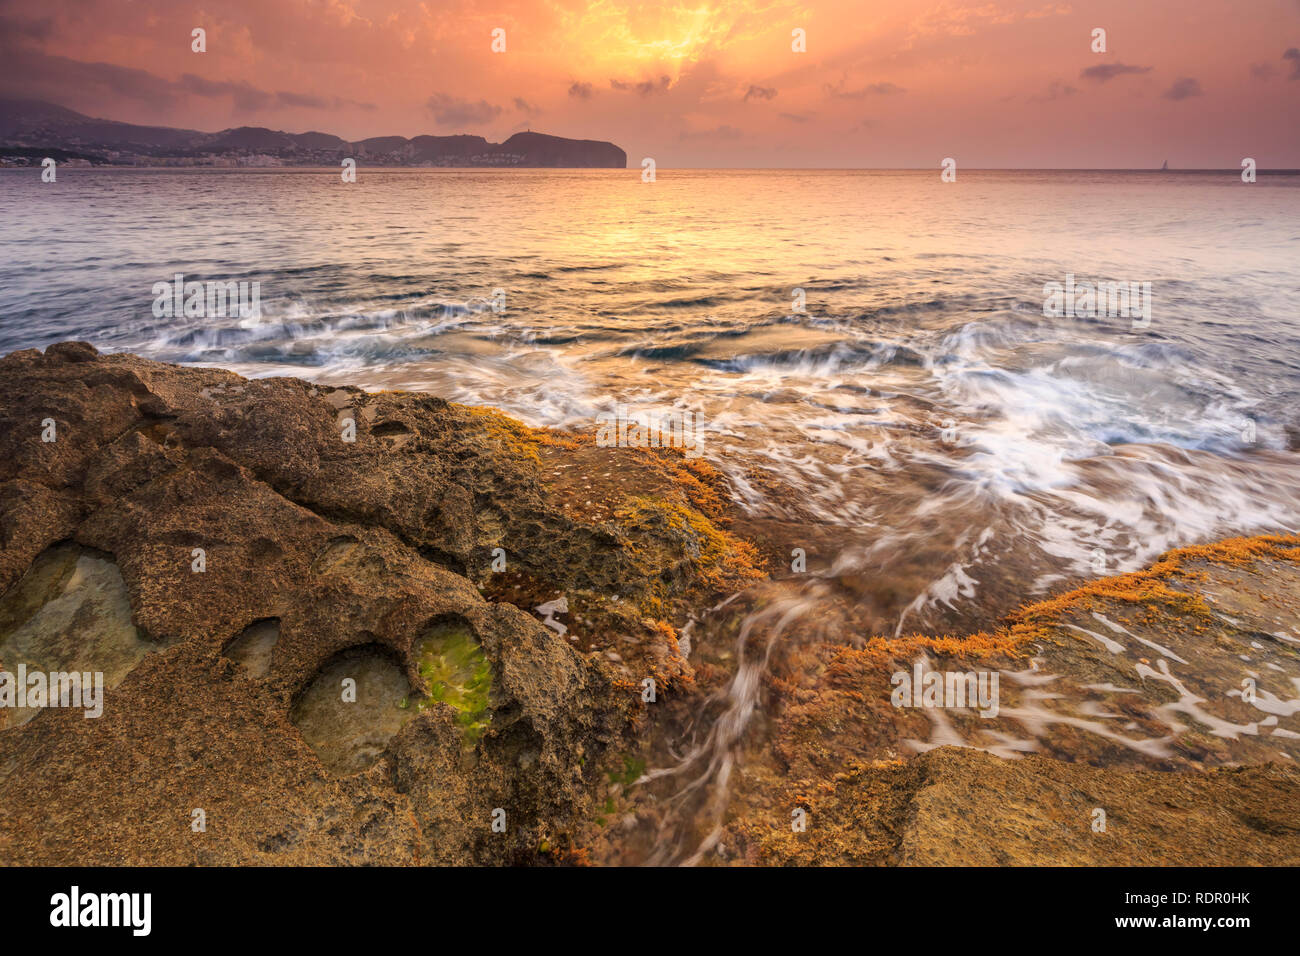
[0,343,1297,865]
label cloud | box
[0,48,182,111]
[424,93,501,127]
[742,84,776,102]
[0,14,54,42]
[779,111,815,123]
[610,76,671,96]
[513,97,541,114]
[181,78,378,114]
[273,91,377,111]
[1286,48,1300,80]
[274,91,330,109]
[1162,77,1203,100]
[1080,63,1152,82]
[1250,62,1277,80]
[0,44,375,119]
[0,18,378,120]
[907,1,1072,39]
[567,81,593,99]
[824,80,906,99]
[178,74,274,112]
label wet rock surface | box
[734,748,1300,865]
[592,535,1300,864]
[0,343,755,864]
[1,342,1297,866]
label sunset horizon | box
[1,0,1298,168]
[12,90,1300,169]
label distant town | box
[0,98,627,169]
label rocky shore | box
[1,343,1296,865]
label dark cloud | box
[181,77,373,114]
[742,84,776,102]
[274,90,330,109]
[0,47,181,110]
[567,81,593,99]
[179,74,272,112]
[274,90,376,111]
[1250,62,1277,80]
[1286,48,1300,80]
[0,14,54,41]
[610,75,671,96]
[424,93,502,127]
[0,36,375,119]
[1163,77,1203,100]
[1080,63,1152,82]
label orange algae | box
[457,404,545,466]
[614,496,764,604]
[854,534,1300,665]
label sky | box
[1,0,1298,167]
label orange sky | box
[2,0,1298,166]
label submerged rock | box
[0,542,160,729]
[291,644,416,775]
[411,621,493,747]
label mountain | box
[499,131,625,168]
[0,98,203,151]
[0,98,626,168]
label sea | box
[2,166,1298,638]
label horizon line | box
[7,164,1298,173]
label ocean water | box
[2,167,1299,635]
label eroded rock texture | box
[0,342,756,864]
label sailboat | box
[1159,159,1169,171]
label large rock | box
[0,343,757,864]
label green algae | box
[607,755,645,787]
[409,623,492,746]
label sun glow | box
[555,0,749,74]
